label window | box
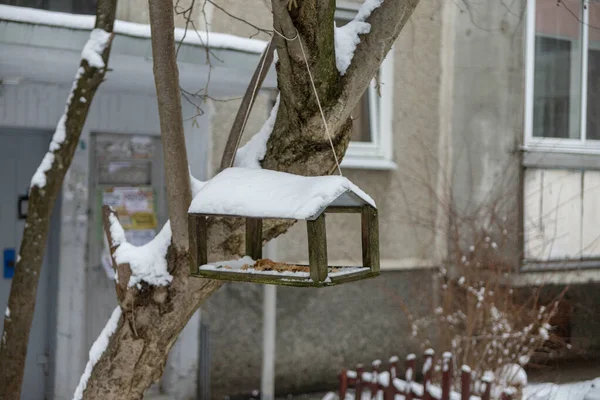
[0,0,96,15]
[525,0,600,152]
[335,7,396,170]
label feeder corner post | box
[307,213,328,283]
[189,215,208,274]
[361,206,380,273]
[246,217,263,260]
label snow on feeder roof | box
[188,167,379,287]
[188,167,376,220]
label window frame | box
[524,0,600,154]
[335,4,396,170]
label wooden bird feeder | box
[187,168,380,287]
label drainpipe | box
[261,240,277,400]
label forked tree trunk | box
[0,1,117,398]
[80,0,420,398]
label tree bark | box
[80,1,421,398]
[0,1,117,398]
[149,0,193,252]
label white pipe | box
[261,240,277,400]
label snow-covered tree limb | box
[0,1,117,398]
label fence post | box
[371,360,381,398]
[460,365,471,400]
[481,372,492,400]
[501,390,513,400]
[405,354,416,400]
[441,352,452,400]
[356,364,364,400]
[384,356,399,400]
[422,349,434,400]
[339,369,348,400]
[389,356,399,379]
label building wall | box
[204,0,448,396]
[449,0,525,262]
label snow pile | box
[30,28,110,189]
[334,0,384,75]
[4,307,9,318]
[189,167,375,220]
[497,363,528,387]
[234,95,280,169]
[0,4,267,54]
[524,378,600,400]
[109,215,173,287]
[72,306,122,400]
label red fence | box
[339,351,514,400]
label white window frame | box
[336,4,396,170]
[524,0,600,154]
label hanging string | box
[273,27,343,176]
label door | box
[0,128,58,399]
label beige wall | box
[207,0,448,269]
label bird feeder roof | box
[188,167,376,220]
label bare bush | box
[400,188,567,397]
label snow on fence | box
[338,351,514,400]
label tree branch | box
[101,206,137,313]
[343,0,420,102]
[0,1,117,398]
[149,0,193,253]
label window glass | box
[533,0,582,139]
[351,90,372,142]
[587,1,600,140]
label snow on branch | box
[334,0,384,75]
[30,29,111,189]
[105,208,173,288]
[234,94,280,169]
[102,170,205,287]
[72,306,122,400]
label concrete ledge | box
[523,150,600,170]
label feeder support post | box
[361,207,380,273]
[246,218,263,260]
[189,215,208,274]
[307,214,328,282]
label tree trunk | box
[80,0,421,398]
[0,1,117,398]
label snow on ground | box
[524,378,600,400]
[319,377,600,400]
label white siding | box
[582,171,600,257]
[524,168,600,261]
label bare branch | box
[149,0,192,252]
